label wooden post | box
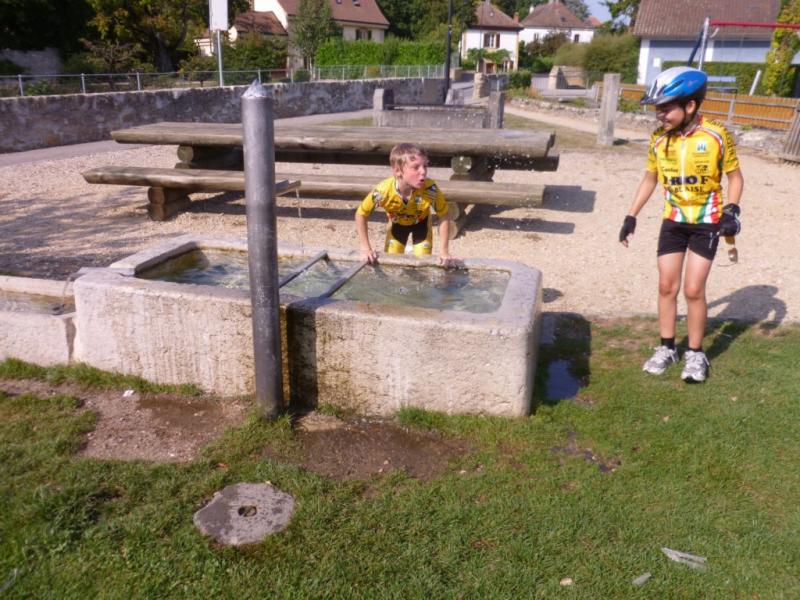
[488,91,505,129]
[597,73,620,146]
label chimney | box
[529,5,534,13]
[513,11,519,22]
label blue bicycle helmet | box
[641,66,707,106]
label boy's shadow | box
[679,285,786,360]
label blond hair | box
[389,143,428,169]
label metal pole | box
[443,0,452,103]
[216,30,224,86]
[17,74,24,97]
[241,82,282,419]
[698,17,710,70]
[81,73,86,94]
[136,72,141,91]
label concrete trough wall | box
[73,235,542,416]
[0,276,75,365]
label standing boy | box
[619,66,744,382]
[355,143,458,267]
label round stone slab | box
[193,483,295,545]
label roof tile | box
[474,0,523,30]
[633,0,781,40]
[521,1,593,29]
[277,0,388,27]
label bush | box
[293,69,310,82]
[508,69,532,89]
[583,34,639,83]
[224,34,287,71]
[552,43,587,67]
[0,58,24,76]
[315,38,444,66]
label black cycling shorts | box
[657,219,719,261]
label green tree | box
[603,0,639,28]
[0,0,94,56]
[87,0,209,72]
[376,0,416,38]
[762,0,800,96]
[290,0,340,68]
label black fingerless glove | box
[619,215,636,243]
[718,204,741,237]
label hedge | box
[315,38,444,66]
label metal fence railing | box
[0,64,445,98]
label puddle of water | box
[545,360,582,401]
[0,290,73,314]
[137,249,510,314]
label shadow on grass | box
[684,285,786,360]
[533,312,592,409]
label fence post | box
[257,69,262,84]
[17,75,24,97]
[727,95,736,124]
[135,72,141,91]
[80,73,86,94]
[597,73,621,146]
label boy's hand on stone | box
[361,248,378,264]
[438,254,462,268]
[619,215,636,247]
[718,204,741,237]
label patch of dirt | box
[1,380,470,476]
[272,413,472,482]
[551,429,620,474]
[0,378,249,462]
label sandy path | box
[0,106,795,325]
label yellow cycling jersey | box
[646,115,740,224]
[356,176,449,227]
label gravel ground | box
[1,105,796,325]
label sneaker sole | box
[681,373,707,383]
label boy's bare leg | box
[683,250,714,348]
[656,252,685,339]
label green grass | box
[1,316,799,598]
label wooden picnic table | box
[111,122,558,175]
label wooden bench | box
[82,166,545,236]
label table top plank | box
[111,122,556,160]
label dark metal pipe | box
[242,82,282,419]
[278,251,328,287]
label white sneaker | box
[643,345,679,375]
[681,350,709,382]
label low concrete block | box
[0,276,74,365]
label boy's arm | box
[620,170,658,248]
[725,168,744,206]
[355,211,378,264]
[436,213,460,267]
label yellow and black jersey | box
[356,176,449,227]
[646,115,740,224]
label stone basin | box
[73,234,543,416]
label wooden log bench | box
[82,166,545,237]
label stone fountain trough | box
[72,234,543,416]
[0,275,75,365]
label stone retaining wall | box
[0,78,444,153]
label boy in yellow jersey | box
[619,67,744,383]
[355,143,459,267]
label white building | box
[520,0,595,45]
[461,0,523,72]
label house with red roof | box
[633,0,784,85]
[520,0,595,46]
[460,0,523,71]
[253,0,389,43]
